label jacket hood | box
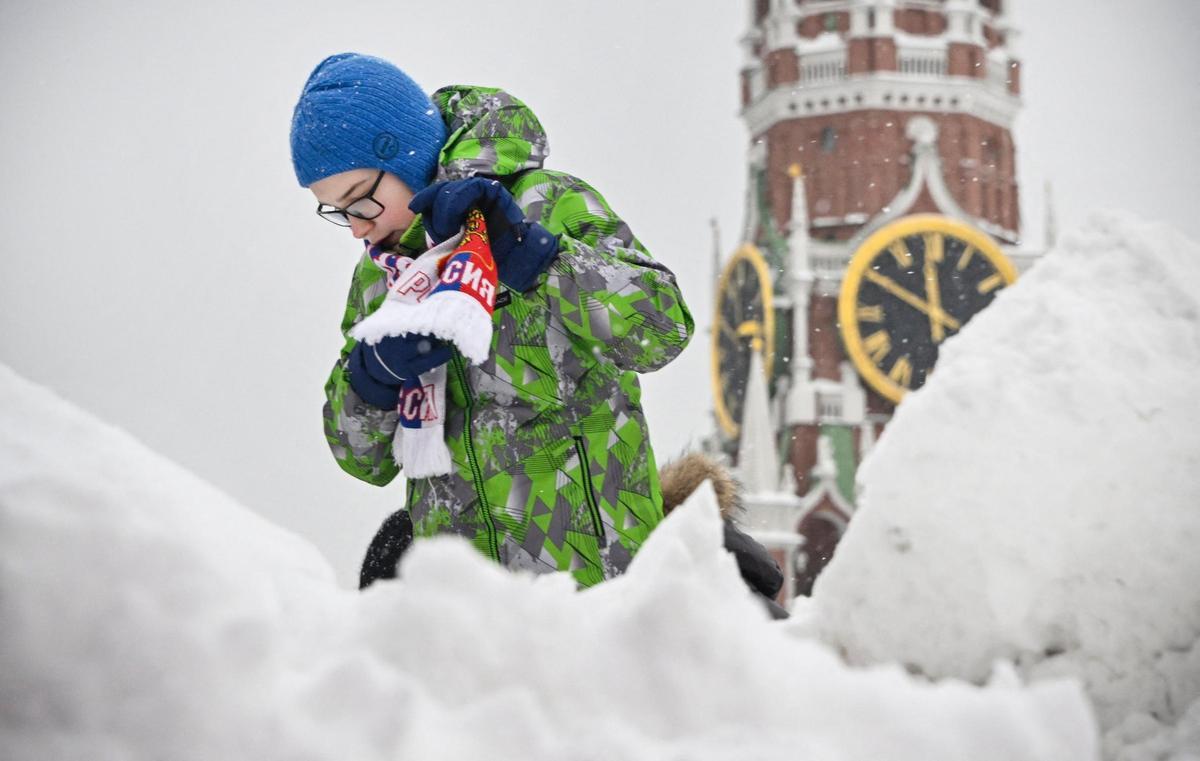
[432,86,550,180]
[658,452,741,519]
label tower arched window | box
[820,126,838,153]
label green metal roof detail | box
[819,423,858,504]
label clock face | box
[712,243,775,439]
[838,215,1018,404]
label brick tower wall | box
[761,111,1020,239]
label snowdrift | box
[0,363,1095,759]
[812,212,1200,760]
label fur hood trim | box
[658,452,741,519]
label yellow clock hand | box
[736,320,763,339]
[737,320,765,353]
[864,270,962,331]
[926,242,945,340]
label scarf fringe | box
[349,290,492,364]
[396,425,453,479]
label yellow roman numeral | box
[888,355,913,388]
[977,273,1005,294]
[857,304,885,322]
[864,330,891,364]
[888,240,913,268]
[956,245,976,271]
[924,233,944,264]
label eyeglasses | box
[316,170,386,227]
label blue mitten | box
[408,177,558,292]
[345,334,452,409]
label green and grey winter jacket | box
[323,86,693,587]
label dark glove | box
[360,509,414,590]
[345,334,452,409]
[408,177,559,292]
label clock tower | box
[712,0,1042,597]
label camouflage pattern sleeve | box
[515,171,641,251]
[524,176,694,373]
[547,237,693,372]
[322,251,402,486]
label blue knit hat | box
[290,53,447,190]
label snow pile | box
[0,364,1096,760]
[812,212,1200,761]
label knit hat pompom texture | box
[290,53,447,190]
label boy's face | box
[310,168,416,250]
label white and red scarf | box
[349,210,498,477]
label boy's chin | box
[373,230,400,249]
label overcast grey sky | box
[1,0,1196,585]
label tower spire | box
[785,164,816,429]
[739,349,780,495]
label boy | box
[290,53,693,588]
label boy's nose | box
[348,216,372,239]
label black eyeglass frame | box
[315,170,387,227]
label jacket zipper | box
[572,434,608,548]
[452,351,500,562]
